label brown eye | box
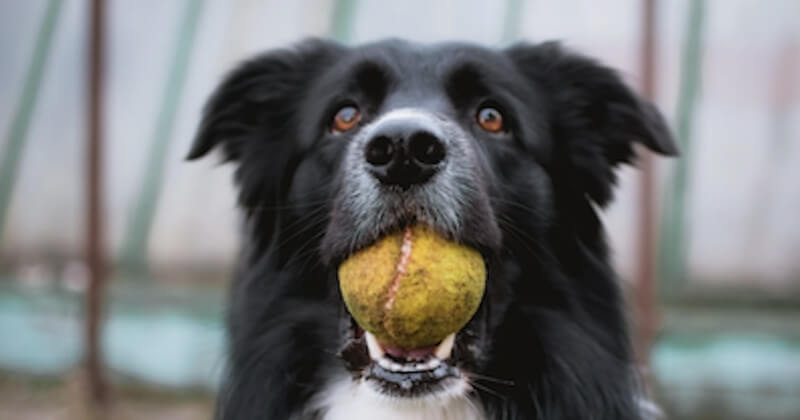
[476,107,504,133]
[332,105,361,132]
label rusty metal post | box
[86,0,109,407]
[634,0,659,367]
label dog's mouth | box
[338,317,468,398]
[334,221,487,399]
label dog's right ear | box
[186,39,344,161]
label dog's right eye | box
[332,106,361,133]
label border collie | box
[187,39,677,420]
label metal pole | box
[634,0,658,366]
[87,0,109,407]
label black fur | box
[188,38,676,419]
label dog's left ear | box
[507,41,678,206]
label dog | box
[187,38,677,420]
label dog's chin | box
[338,315,477,401]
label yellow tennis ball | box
[338,224,486,349]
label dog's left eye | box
[332,105,361,133]
[476,107,505,133]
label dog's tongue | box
[381,341,437,361]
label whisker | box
[271,209,329,253]
[241,199,331,212]
[289,230,330,271]
[469,379,508,401]
[468,372,515,386]
[489,195,548,219]
[496,215,557,266]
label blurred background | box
[1,0,798,419]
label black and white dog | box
[188,39,677,420]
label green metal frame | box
[658,0,706,296]
[0,0,63,248]
[120,0,205,273]
[502,0,524,43]
[330,0,358,42]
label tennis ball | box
[338,224,486,350]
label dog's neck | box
[300,374,486,420]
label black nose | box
[364,122,446,188]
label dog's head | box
[188,39,676,409]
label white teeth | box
[365,332,385,360]
[364,331,454,373]
[434,333,456,360]
[377,356,441,372]
[421,357,441,370]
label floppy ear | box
[506,41,678,206]
[186,38,344,161]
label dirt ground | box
[0,374,213,420]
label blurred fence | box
[1,0,798,289]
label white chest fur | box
[305,375,486,420]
